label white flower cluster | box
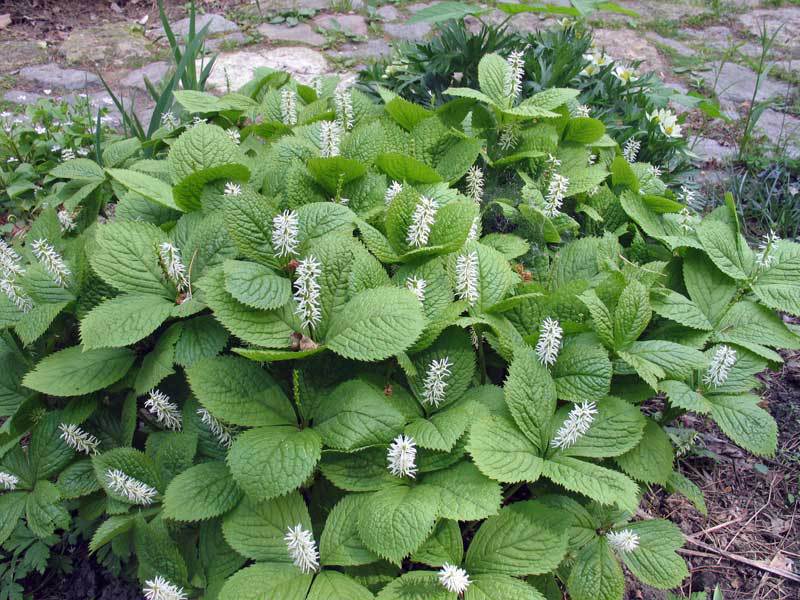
[197,408,237,449]
[438,563,471,595]
[544,173,569,217]
[387,434,417,479]
[281,88,298,126]
[551,401,598,450]
[145,389,182,431]
[406,196,439,248]
[467,215,481,242]
[405,275,427,303]
[574,104,591,118]
[422,357,452,407]
[678,185,702,212]
[105,469,158,505]
[158,242,190,295]
[143,576,188,600]
[160,111,179,130]
[384,180,403,206]
[226,128,241,145]
[677,207,694,233]
[622,138,640,163]
[613,64,639,85]
[535,317,563,367]
[0,239,33,313]
[293,255,322,330]
[272,210,300,258]
[31,239,70,287]
[465,165,484,203]
[704,345,737,387]
[647,108,682,138]
[61,148,76,162]
[285,524,319,574]
[224,181,242,197]
[756,229,780,269]
[606,529,640,553]
[335,87,355,130]
[581,51,612,77]
[59,423,100,455]
[506,50,526,101]
[320,120,341,158]
[0,471,19,491]
[498,125,518,151]
[455,250,479,307]
[57,208,78,232]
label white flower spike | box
[281,88,298,126]
[57,208,77,232]
[143,576,188,600]
[197,408,237,449]
[293,255,322,330]
[677,208,694,233]
[607,529,640,553]
[544,173,569,217]
[622,138,640,163]
[384,180,403,206]
[535,317,563,367]
[158,242,190,293]
[467,215,481,242]
[320,120,341,158]
[387,434,417,479]
[756,229,780,269]
[145,390,182,431]
[438,563,471,595]
[335,87,354,130]
[0,277,33,313]
[704,345,737,388]
[31,239,70,287]
[272,210,300,258]
[406,196,439,248]
[226,128,241,145]
[405,275,427,303]
[59,423,100,455]
[455,250,479,307]
[575,104,591,118]
[465,165,484,204]
[422,357,452,407]
[551,401,598,450]
[224,181,242,197]
[285,524,319,574]
[0,471,19,491]
[498,125,518,151]
[105,469,158,505]
[506,50,526,101]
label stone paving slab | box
[257,23,326,46]
[119,62,171,91]
[19,64,101,91]
[702,62,788,105]
[204,47,329,91]
[313,14,369,37]
[0,41,48,73]
[59,23,152,67]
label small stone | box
[329,39,392,61]
[204,47,328,91]
[753,109,800,156]
[592,29,668,75]
[384,21,432,41]
[20,63,100,91]
[59,23,152,66]
[120,61,171,91]
[257,23,325,46]
[0,41,48,73]
[376,5,400,20]
[206,31,248,51]
[701,62,786,104]
[313,14,369,37]
[170,13,239,37]
[692,137,736,163]
[267,0,329,10]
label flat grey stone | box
[405,2,437,13]
[171,13,239,37]
[592,28,668,75]
[329,39,392,61]
[313,14,369,37]
[4,90,45,105]
[206,31,248,51]
[738,8,800,50]
[646,33,692,56]
[257,23,325,46]
[692,137,736,163]
[754,109,800,156]
[20,63,100,91]
[204,47,328,91]
[376,5,400,20]
[265,0,329,10]
[120,61,171,91]
[59,23,152,66]
[384,21,432,41]
[702,62,787,104]
[0,41,48,73]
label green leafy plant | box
[0,50,796,600]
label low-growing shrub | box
[0,51,796,600]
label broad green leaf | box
[407,1,484,24]
[307,157,367,195]
[174,315,229,367]
[106,168,181,211]
[708,393,777,456]
[443,87,494,105]
[467,416,543,483]
[683,249,737,326]
[504,345,556,448]
[307,571,374,600]
[615,420,674,484]
[385,97,434,131]
[467,574,545,600]
[552,339,612,401]
[92,447,161,503]
[567,538,624,600]
[412,519,464,567]
[578,290,614,348]
[478,53,511,107]
[408,327,475,410]
[223,190,279,266]
[0,493,27,545]
[57,459,101,499]
[659,380,712,414]
[564,117,605,144]
[80,294,174,349]
[51,158,105,180]
[375,153,443,184]
[375,571,451,600]
[89,514,137,553]
[23,346,135,397]
[186,356,295,427]
[542,455,639,512]
[163,461,242,522]
[697,219,754,280]
[421,461,501,521]
[613,280,651,349]
[26,480,69,538]
[228,426,322,500]
[559,396,646,458]
[320,494,379,566]
[752,241,800,316]
[651,290,713,331]
[219,563,312,600]
[134,323,182,395]
[405,397,478,451]
[134,517,188,586]
[665,471,707,516]
[622,520,688,589]
[623,340,706,380]
[716,300,800,350]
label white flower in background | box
[312,77,323,96]
[224,181,242,197]
[587,153,598,166]
[0,471,19,491]
[334,87,355,130]
[197,408,237,449]
[143,576,188,600]
[405,275,427,303]
[467,215,481,242]
[455,250,479,307]
[320,120,341,158]
[438,563,471,595]
[76,147,90,157]
[226,128,241,145]
[545,153,561,171]
[6,156,17,164]
[756,229,780,269]
[613,64,638,85]
[158,242,190,293]
[280,88,298,126]
[61,148,76,161]
[575,104,591,117]
[406,196,439,248]
[647,108,682,138]
[581,55,599,77]
[607,529,640,553]
[57,208,78,232]
[285,524,319,574]
[465,165,484,203]
[704,345,737,387]
[31,239,70,287]
[498,125,518,151]
[34,124,46,135]
[506,49,526,101]
[544,173,569,217]
[272,210,300,258]
[384,180,403,206]
[145,389,182,431]
[678,185,703,212]
[535,317,563,367]
[422,357,452,407]
[160,111,179,130]
[105,469,158,505]
[649,164,663,177]
[293,255,322,330]
[387,434,417,478]
[588,185,600,197]
[677,207,694,233]
[551,401,598,450]
[622,138,640,163]
[59,423,100,455]
[191,116,207,127]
